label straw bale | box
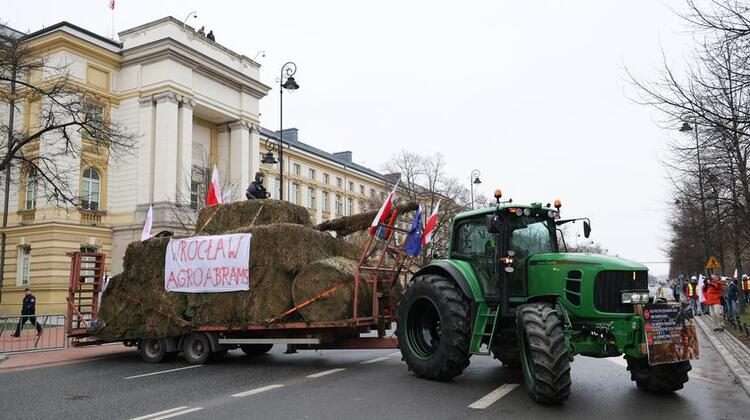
[315,201,418,237]
[195,200,311,235]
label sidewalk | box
[0,343,135,372]
[696,315,750,397]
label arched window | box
[25,168,36,210]
[82,168,100,211]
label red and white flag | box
[370,180,399,235]
[206,165,223,206]
[140,204,153,241]
[108,0,115,10]
[422,200,441,246]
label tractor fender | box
[411,261,475,301]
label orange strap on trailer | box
[267,283,346,324]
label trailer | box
[65,215,416,364]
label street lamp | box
[470,169,481,209]
[276,62,299,201]
[679,120,710,275]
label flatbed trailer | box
[65,217,415,363]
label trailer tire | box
[517,303,571,404]
[625,356,691,393]
[240,344,273,356]
[183,333,211,365]
[139,338,168,363]
[396,274,471,381]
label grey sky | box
[7,0,695,276]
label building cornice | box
[24,32,122,68]
[121,38,271,99]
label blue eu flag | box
[404,206,423,257]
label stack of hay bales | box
[96,199,399,339]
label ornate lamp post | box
[470,169,481,209]
[276,62,299,200]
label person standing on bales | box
[245,172,270,200]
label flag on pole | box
[422,200,441,246]
[108,0,115,10]
[206,165,223,206]
[370,180,399,235]
[734,268,738,279]
[404,205,424,257]
[140,204,153,241]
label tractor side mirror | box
[486,214,501,234]
[583,220,591,239]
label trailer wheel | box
[396,274,471,381]
[240,344,273,356]
[183,334,211,365]
[625,356,691,392]
[517,303,571,404]
[139,338,168,363]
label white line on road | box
[388,351,401,357]
[607,357,628,367]
[231,384,285,398]
[149,407,203,420]
[130,406,202,420]
[360,356,390,364]
[125,365,203,380]
[307,368,346,378]
[468,384,519,409]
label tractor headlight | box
[621,291,649,304]
[547,210,556,218]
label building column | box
[229,120,251,202]
[177,98,194,204]
[136,96,154,204]
[152,92,179,203]
[216,124,230,199]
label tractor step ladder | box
[66,252,106,337]
[470,303,501,355]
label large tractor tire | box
[517,303,571,404]
[396,274,471,381]
[625,356,691,393]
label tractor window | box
[452,220,500,298]
[508,219,556,295]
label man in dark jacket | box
[727,279,739,317]
[12,288,42,337]
[245,172,270,200]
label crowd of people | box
[668,273,750,332]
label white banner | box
[164,233,252,293]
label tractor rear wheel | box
[625,356,691,392]
[517,303,571,404]
[396,274,471,381]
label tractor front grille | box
[593,270,648,313]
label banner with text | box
[164,233,252,293]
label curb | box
[695,316,750,398]
[0,354,7,364]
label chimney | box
[334,151,353,163]
[277,128,298,142]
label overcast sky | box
[7,1,697,276]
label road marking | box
[231,384,284,398]
[130,406,203,420]
[124,365,203,380]
[388,351,401,357]
[360,356,390,364]
[607,357,628,367]
[468,384,519,409]
[307,368,346,378]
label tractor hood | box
[527,253,648,271]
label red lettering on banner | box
[212,238,225,260]
[228,236,242,259]
[166,271,179,288]
[187,240,197,261]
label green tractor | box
[396,192,694,404]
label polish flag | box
[422,200,441,246]
[108,0,115,10]
[370,180,399,236]
[140,204,153,241]
[206,165,223,206]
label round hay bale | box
[195,199,311,235]
[292,257,370,322]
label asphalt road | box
[1,327,747,420]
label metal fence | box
[0,314,67,354]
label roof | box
[454,202,559,221]
[0,24,25,40]
[22,21,122,48]
[258,127,385,181]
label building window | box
[348,181,354,192]
[84,102,105,137]
[335,194,342,215]
[358,200,364,213]
[347,197,353,215]
[323,173,330,184]
[290,183,299,205]
[322,191,329,212]
[370,188,376,197]
[308,168,316,180]
[293,163,301,176]
[274,178,280,199]
[81,168,101,211]
[307,187,316,208]
[25,169,37,210]
[336,177,343,189]
[359,185,365,195]
[190,165,204,211]
[17,246,30,286]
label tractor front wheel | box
[625,356,691,392]
[396,274,471,381]
[517,302,571,404]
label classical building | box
[0,17,389,315]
